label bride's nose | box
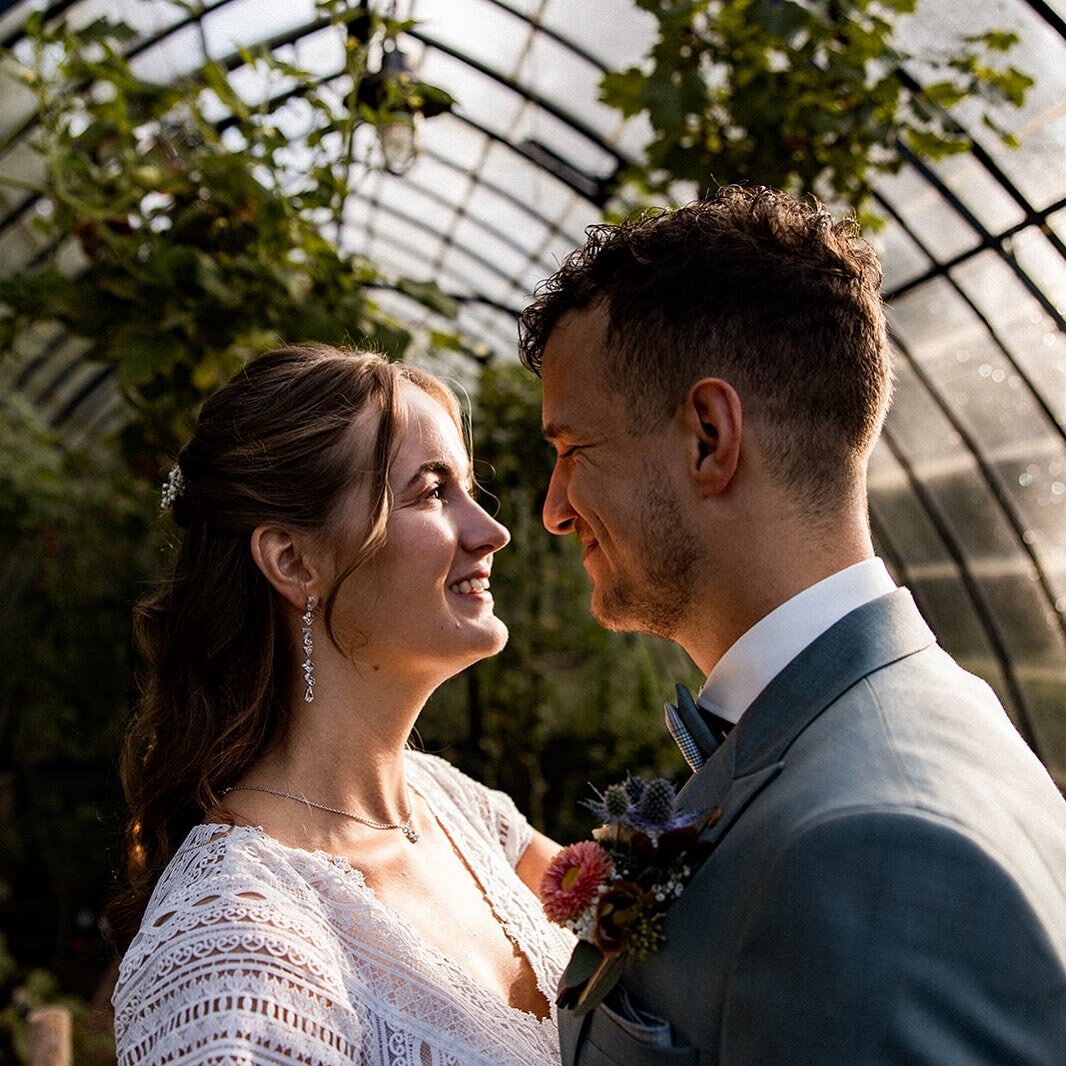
[462,498,510,554]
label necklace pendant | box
[402,823,420,844]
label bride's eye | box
[424,481,446,501]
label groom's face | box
[540,307,701,638]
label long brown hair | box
[110,343,459,949]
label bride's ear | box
[250,525,318,611]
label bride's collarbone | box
[229,798,550,1017]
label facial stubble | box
[591,460,703,640]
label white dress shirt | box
[697,558,897,725]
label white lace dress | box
[112,752,573,1066]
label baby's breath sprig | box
[160,465,186,511]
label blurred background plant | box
[602,0,1032,222]
[0,0,1034,1060]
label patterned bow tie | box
[664,683,735,772]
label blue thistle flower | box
[603,783,631,819]
[624,776,646,804]
[637,778,676,828]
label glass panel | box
[554,195,605,245]
[418,51,525,132]
[202,0,315,57]
[420,111,499,171]
[869,446,956,570]
[951,250,1066,426]
[451,215,535,277]
[0,65,35,141]
[0,213,43,277]
[507,99,617,179]
[130,23,205,81]
[991,438,1066,600]
[875,212,934,292]
[890,274,1063,454]
[364,239,437,283]
[292,24,346,77]
[365,212,447,266]
[975,568,1064,663]
[477,141,574,227]
[438,245,512,302]
[540,0,657,68]
[1010,225,1066,314]
[881,343,967,465]
[415,0,531,76]
[401,155,475,209]
[519,31,618,134]
[1023,668,1066,788]
[464,180,554,256]
[927,152,1027,235]
[376,176,464,235]
[906,569,999,664]
[875,166,981,263]
[1047,206,1066,246]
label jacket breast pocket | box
[577,1002,700,1065]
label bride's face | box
[327,381,510,679]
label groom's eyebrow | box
[542,421,577,443]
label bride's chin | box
[473,618,509,657]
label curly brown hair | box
[519,186,892,512]
[109,343,460,949]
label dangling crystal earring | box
[301,596,316,703]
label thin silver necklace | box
[223,785,420,843]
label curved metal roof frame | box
[1,0,1064,783]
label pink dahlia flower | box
[540,841,614,923]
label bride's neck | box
[253,658,436,822]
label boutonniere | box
[540,776,719,1015]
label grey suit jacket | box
[559,589,1066,1065]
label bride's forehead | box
[395,382,466,459]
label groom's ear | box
[682,378,743,496]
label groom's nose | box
[543,462,576,535]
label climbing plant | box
[0,0,458,472]
[600,0,1032,217]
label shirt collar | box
[697,557,896,724]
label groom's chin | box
[591,589,681,642]
[589,591,642,635]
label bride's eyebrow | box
[403,460,474,491]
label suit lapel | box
[678,589,935,828]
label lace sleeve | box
[113,832,363,1066]
[408,753,532,867]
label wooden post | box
[27,1006,72,1066]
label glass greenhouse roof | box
[1,0,1064,783]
